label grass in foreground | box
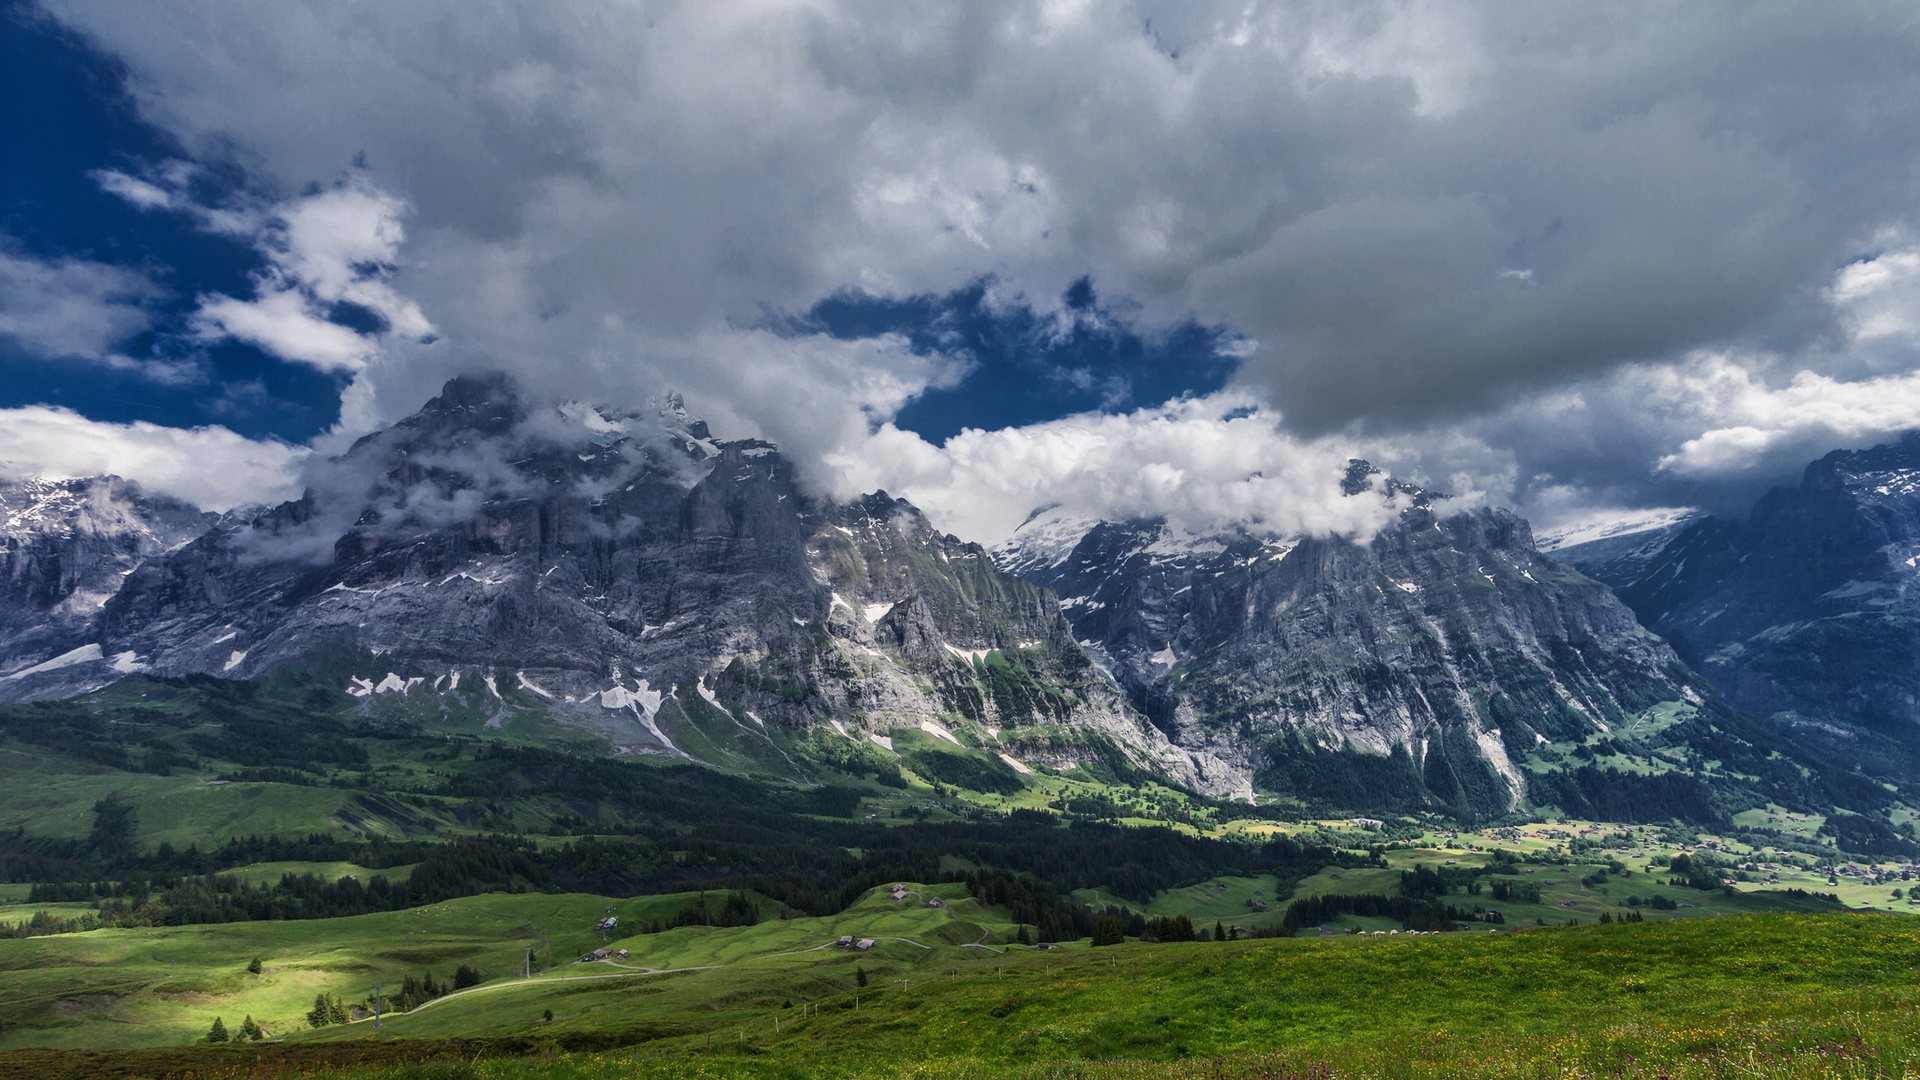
[4,912,1918,1080]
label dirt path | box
[387,903,959,1022]
[961,927,1003,955]
[396,965,719,1016]
[517,922,552,974]
[395,932,948,1019]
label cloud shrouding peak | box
[839,393,1406,545]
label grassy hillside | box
[4,911,1919,1080]
[4,659,1920,1080]
[0,883,1019,1051]
[0,852,1891,1055]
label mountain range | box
[1556,435,1920,779]
[1,374,1914,845]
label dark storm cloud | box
[14,0,1920,536]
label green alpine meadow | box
[0,659,1914,1079]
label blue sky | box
[0,7,349,441]
[3,2,1919,539]
[802,279,1238,443]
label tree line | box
[1280,892,1479,933]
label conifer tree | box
[239,1015,260,1040]
[206,1016,228,1043]
[247,956,262,975]
[1153,915,1196,942]
[1215,921,1226,943]
[1091,915,1124,946]
[856,965,868,987]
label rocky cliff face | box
[1561,433,1920,753]
[4,375,1198,788]
[0,476,211,698]
[10,380,1907,823]
[997,465,1725,816]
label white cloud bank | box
[839,393,1397,544]
[1659,366,1920,479]
[0,406,306,511]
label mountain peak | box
[408,371,526,432]
[1803,429,1920,491]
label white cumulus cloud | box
[1659,365,1920,478]
[97,167,436,380]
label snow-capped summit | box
[1579,431,1920,746]
[1534,507,1703,553]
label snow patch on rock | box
[2,643,103,681]
[919,719,963,746]
[600,680,663,717]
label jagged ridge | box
[996,464,1772,819]
[0,376,1198,790]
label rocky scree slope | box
[997,464,1793,821]
[0,376,1200,789]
